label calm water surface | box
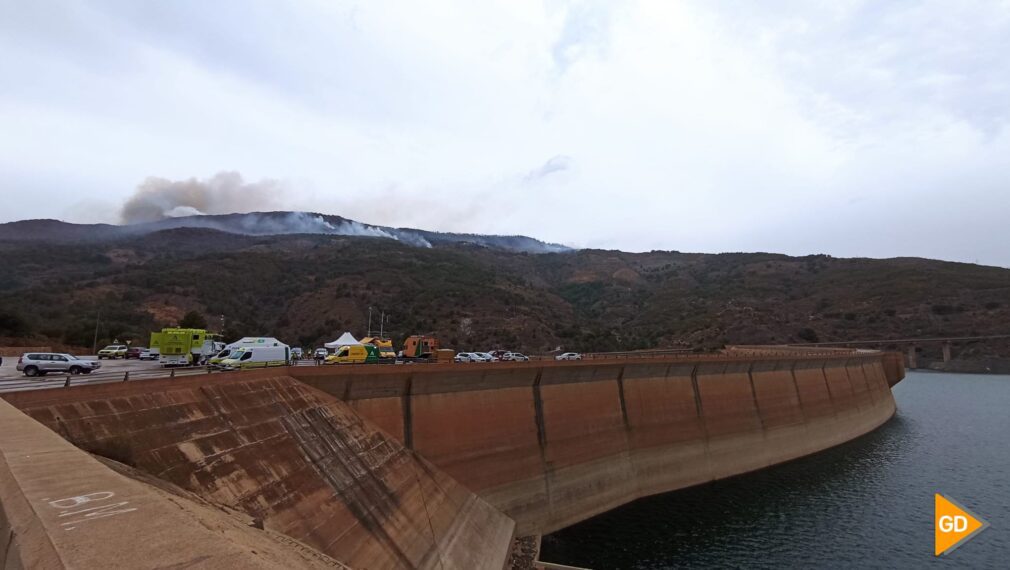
[541,372,1009,568]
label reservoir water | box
[541,372,1009,568]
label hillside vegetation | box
[2,228,1009,355]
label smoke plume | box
[113,172,576,251]
[120,171,284,224]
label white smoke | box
[118,172,434,247]
[120,171,284,224]
[164,206,204,218]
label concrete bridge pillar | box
[907,344,917,369]
[942,342,952,363]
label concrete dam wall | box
[292,352,900,535]
[1,350,902,568]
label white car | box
[555,352,583,361]
[454,352,478,363]
[473,352,496,362]
[502,352,530,362]
[139,348,158,361]
[314,348,328,359]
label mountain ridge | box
[0,211,572,254]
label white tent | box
[324,332,359,349]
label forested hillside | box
[2,226,1009,356]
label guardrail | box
[0,365,216,393]
[0,359,416,393]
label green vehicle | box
[97,344,128,359]
[150,328,223,367]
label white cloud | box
[1,1,1009,265]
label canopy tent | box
[324,332,359,349]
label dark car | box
[125,346,148,359]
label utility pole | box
[91,310,101,355]
[380,312,387,338]
[367,306,373,337]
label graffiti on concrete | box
[44,491,138,531]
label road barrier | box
[0,366,215,393]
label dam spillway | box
[0,348,903,569]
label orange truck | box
[400,335,439,359]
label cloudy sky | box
[2,1,1009,265]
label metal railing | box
[0,365,214,393]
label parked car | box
[474,352,496,362]
[454,352,477,363]
[313,348,329,359]
[291,347,304,360]
[97,344,128,359]
[125,346,147,359]
[555,352,583,361]
[487,350,508,361]
[139,348,158,361]
[502,352,530,362]
[17,353,101,377]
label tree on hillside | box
[179,311,208,329]
[796,328,820,343]
[0,312,31,337]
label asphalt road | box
[0,355,323,393]
[0,355,161,378]
[0,356,192,392]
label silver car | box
[17,353,101,377]
[454,352,477,363]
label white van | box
[216,344,290,370]
[209,337,286,365]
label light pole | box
[380,312,388,338]
[91,310,101,355]
[367,306,373,337]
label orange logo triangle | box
[935,494,989,556]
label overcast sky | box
[2,1,1009,265]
